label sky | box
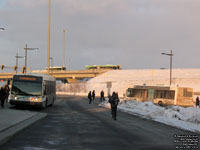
[0,0,200,71]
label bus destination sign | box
[14,75,42,82]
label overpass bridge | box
[0,69,108,83]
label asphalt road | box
[1,96,198,150]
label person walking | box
[195,96,199,108]
[109,92,120,120]
[100,90,105,102]
[4,84,10,103]
[88,91,92,104]
[92,90,95,101]
[0,87,6,108]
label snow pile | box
[86,69,200,97]
[57,69,200,98]
[99,99,200,133]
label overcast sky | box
[0,0,200,71]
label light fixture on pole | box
[15,53,24,73]
[0,28,5,31]
[24,44,39,73]
[161,50,173,85]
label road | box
[1,96,197,150]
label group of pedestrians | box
[87,90,120,120]
[0,84,10,108]
[88,90,95,104]
[88,90,106,104]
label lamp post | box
[50,57,53,67]
[161,50,173,85]
[47,0,51,74]
[24,44,39,73]
[63,29,66,68]
[15,53,24,73]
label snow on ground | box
[99,98,200,133]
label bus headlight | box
[36,98,42,102]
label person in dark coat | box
[0,87,6,108]
[88,91,92,104]
[195,96,199,108]
[4,84,10,103]
[92,90,95,101]
[100,90,105,102]
[109,92,120,120]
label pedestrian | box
[109,92,120,120]
[100,90,105,102]
[88,91,92,104]
[4,84,10,103]
[0,87,6,108]
[92,90,95,101]
[195,96,199,108]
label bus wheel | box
[158,101,163,107]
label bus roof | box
[13,73,55,81]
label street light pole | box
[170,50,172,85]
[161,50,173,85]
[15,53,24,73]
[24,44,39,73]
[63,29,66,68]
[47,0,51,74]
[25,44,27,73]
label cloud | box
[1,0,200,70]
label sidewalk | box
[0,102,47,146]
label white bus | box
[126,85,194,107]
[9,74,56,108]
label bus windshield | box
[11,81,42,96]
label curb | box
[0,113,47,146]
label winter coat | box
[88,92,92,99]
[109,96,120,107]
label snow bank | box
[99,99,200,133]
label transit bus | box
[126,85,194,107]
[85,65,121,70]
[9,74,56,108]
